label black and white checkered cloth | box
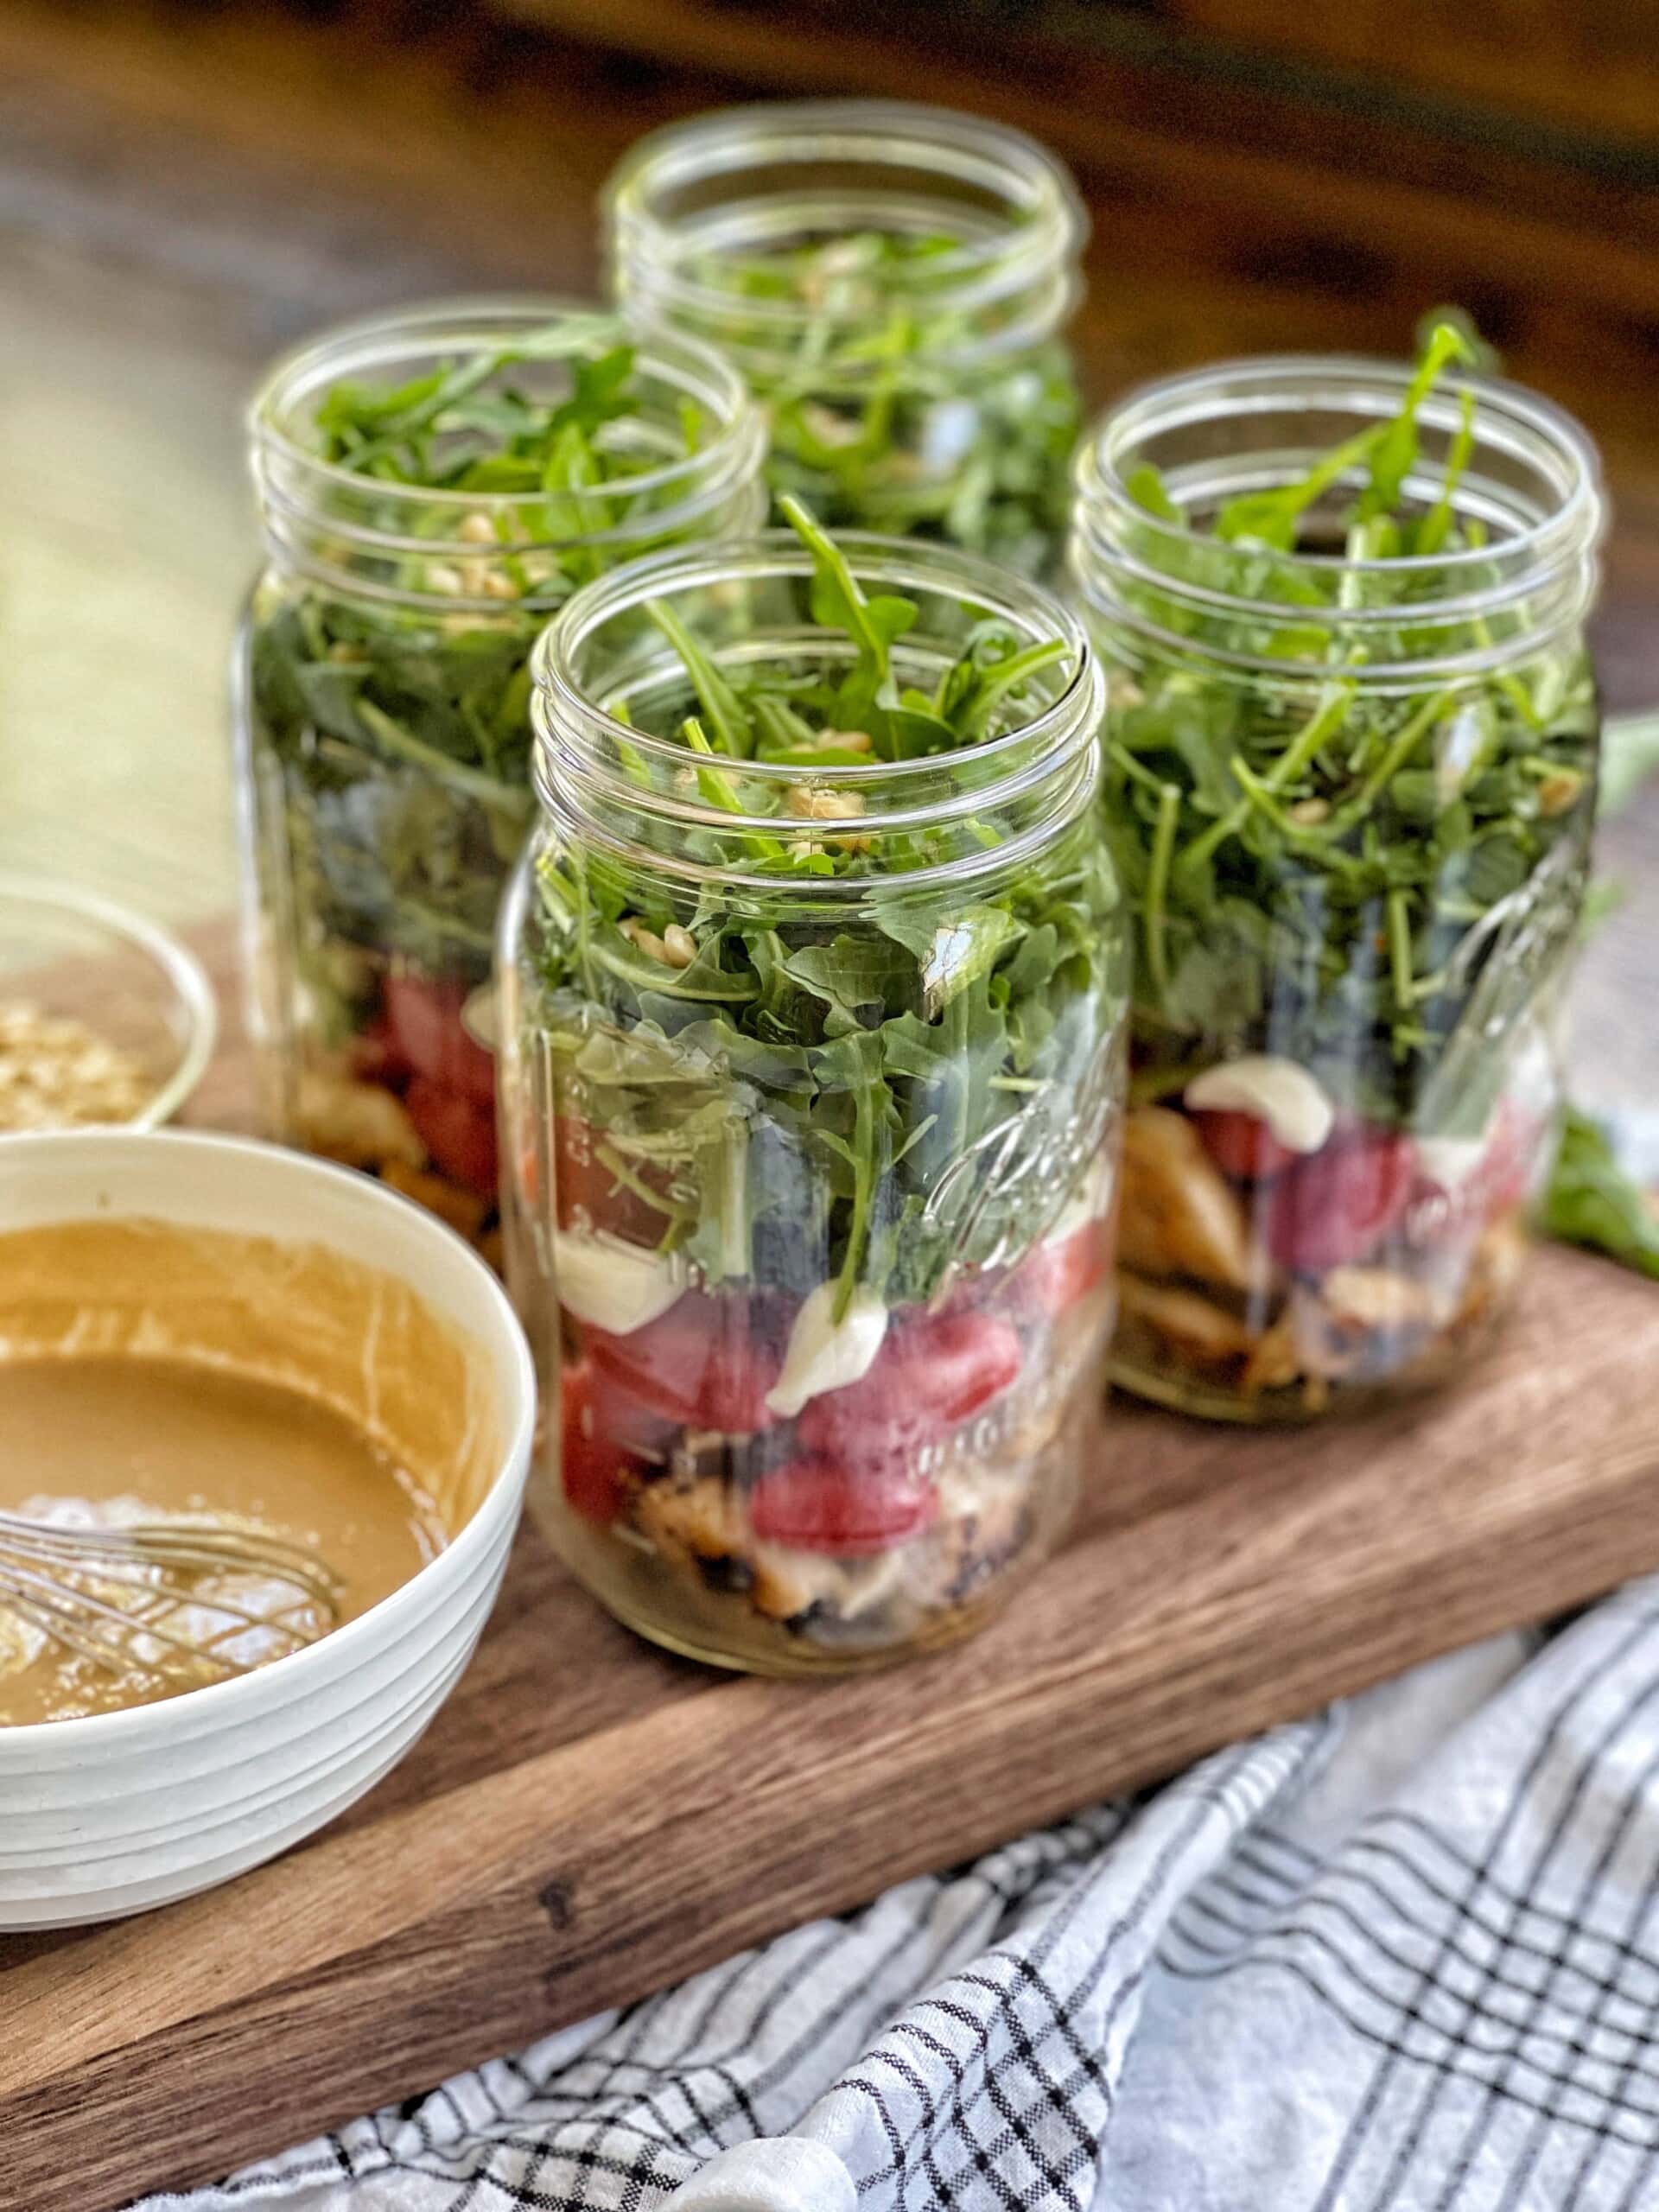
[137,1584,1659,2211]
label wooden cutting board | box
[6,934,1659,2212]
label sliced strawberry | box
[587,1290,782,1434]
[797,1309,1023,1466]
[404,1075,499,1198]
[1007,1217,1113,1319]
[560,1358,659,1522]
[748,1459,937,1555]
[383,971,496,1109]
[1262,1125,1415,1272]
[1192,1107,1301,1183]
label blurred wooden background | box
[2,0,1656,1093]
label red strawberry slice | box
[748,1459,938,1555]
[560,1358,663,1522]
[1192,1107,1301,1183]
[797,1309,1022,1468]
[404,1075,499,1198]
[587,1290,783,1435]
[1262,1125,1415,1271]
[383,971,496,1109]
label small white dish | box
[0,872,218,1128]
[0,1129,536,1928]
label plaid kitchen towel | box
[137,1583,1659,2212]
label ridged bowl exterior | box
[0,1132,535,1928]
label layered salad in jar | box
[500,503,1126,1669]
[1073,326,1602,1418]
[239,304,763,1260]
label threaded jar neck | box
[1070,354,1604,690]
[248,297,766,607]
[606,100,1086,382]
[530,530,1103,894]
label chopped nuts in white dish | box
[0,1003,154,1131]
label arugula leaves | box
[524,500,1122,1316]
[247,322,734,1021]
[669,230,1080,573]
[1096,321,1599,1130]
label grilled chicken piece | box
[1119,1108,1257,1291]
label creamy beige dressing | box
[0,1358,442,1724]
[0,1217,501,1726]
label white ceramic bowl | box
[0,1130,536,1928]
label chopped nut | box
[0,1001,155,1130]
[424,560,466,597]
[1537,769,1586,817]
[1118,1107,1260,1291]
[458,510,499,546]
[662,924,698,969]
[801,728,874,756]
[458,556,518,601]
[785,785,866,823]
[1288,797,1331,825]
[785,784,873,851]
[619,917,672,963]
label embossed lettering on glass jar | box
[235,299,766,1261]
[1070,351,1604,1421]
[497,531,1128,1673]
[607,100,1086,576]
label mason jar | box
[497,531,1127,1673]
[606,100,1086,577]
[1069,353,1604,1421]
[234,299,766,1261]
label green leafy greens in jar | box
[501,499,1126,1670]
[1071,325,1603,1419]
[607,101,1087,575]
[238,302,764,1255]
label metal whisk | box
[0,1510,343,1686]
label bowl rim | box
[0,1128,536,1756]
[0,870,219,1128]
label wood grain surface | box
[4,938,1659,2207]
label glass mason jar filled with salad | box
[235,299,766,1260]
[497,501,1128,1672]
[1070,329,1604,1421]
[606,100,1087,578]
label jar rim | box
[1072,353,1604,592]
[248,296,766,538]
[606,99,1086,360]
[530,528,1103,890]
